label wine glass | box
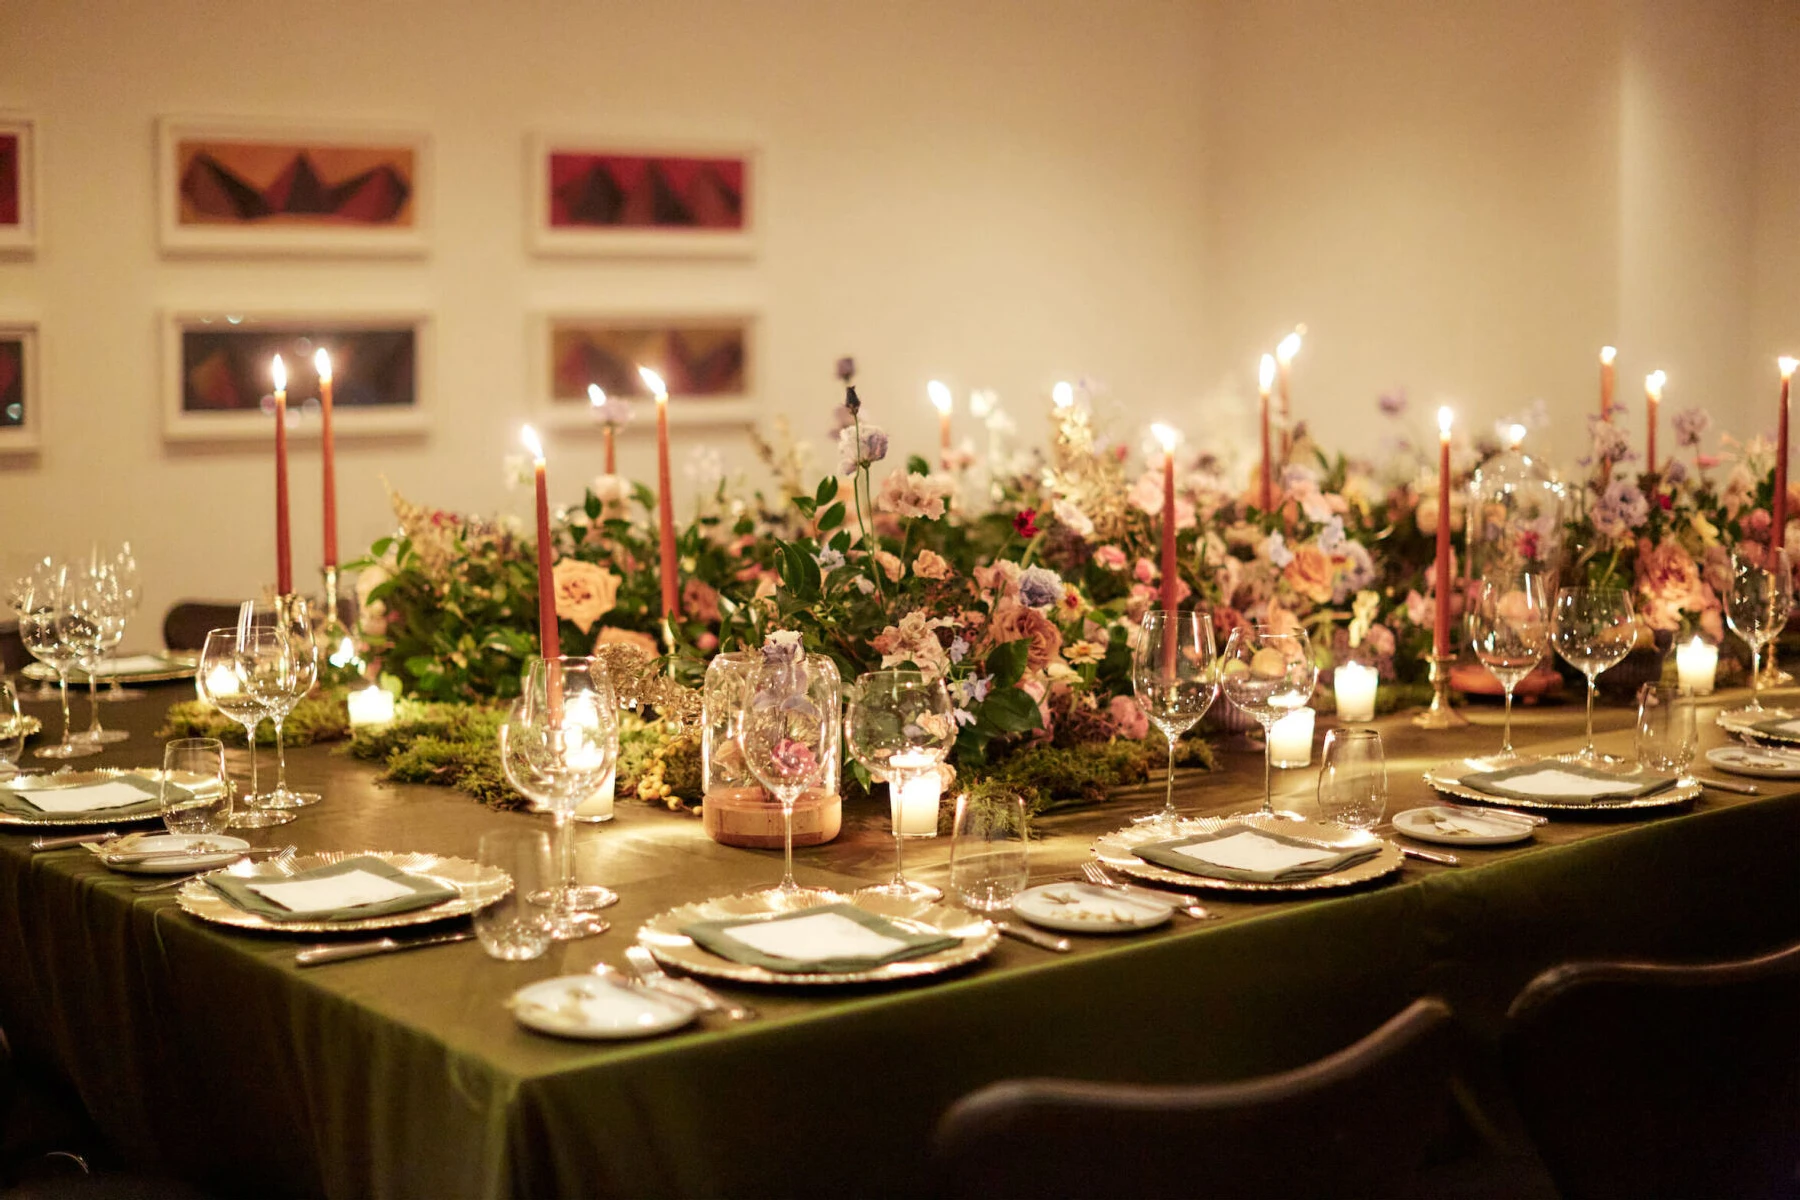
[18,565,102,760]
[0,678,24,778]
[1316,728,1388,830]
[1550,588,1637,765]
[244,600,320,809]
[160,737,233,837]
[98,542,147,702]
[738,648,833,899]
[845,669,955,901]
[1130,611,1218,827]
[1220,625,1318,822]
[1635,683,1697,776]
[499,657,619,940]
[196,628,295,829]
[1726,549,1792,718]
[7,557,62,701]
[1466,574,1551,765]
[73,563,129,745]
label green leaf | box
[980,686,1041,734]
[830,530,852,553]
[907,454,931,475]
[818,502,846,532]
[585,492,602,521]
[985,640,1030,690]
[794,496,818,518]
[816,475,839,506]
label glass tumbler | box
[1316,728,1388,830]
[1635,683,1697,776]
[160,737,233,836]
[949,791,1030,913]
[475,829,556,961]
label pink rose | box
[1134,557,1158,585]
[1109,694,1149,740]
[1094,546,1127,571]
[985,598,1064,672]
[682,578,722,623]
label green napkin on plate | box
[1459,760,1677,804]
[1133,823,1381,884]
[0,774,184,820]
[204,855,457,923]
[680,902,961,974]
[1748,715,1800,740]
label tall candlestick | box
[1777,357,1796,551]
[1275,329,1302,459]
[589,384,616,475]
[1644,370,1664,476]
[271,355,292,595]
[929,380,953,466]
[1153,423,1180,616]
[315,348,337,569]
[1434,406,1453,658]
[1257,353,1276,511]
[521,426,558,658]
[640,366,681,620]
[1599,345,1617,417]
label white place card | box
[14,781,157,814]
[1167,830,1338,874]
[722,911,910,962]
[248,869,417,913]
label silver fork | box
[1081,862,1213,920]
[130,844,297,893]
[625,943,759,1021]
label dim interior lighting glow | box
[1508,424,1527,448]
[1646,370,1667,399]
[1051,381,1074,409]
[588,383,606,407]
[270,355,286,392]
[1437,406,1454,437]
[1276,331,1303,365]
[1780,357,1797,380]
[1258,354,1276,392]
[328,636,361,670]
[1600,346,1617,365]
[638,366,668,397]
[1151,423,1180,454]
[928,380,953,414]
[313,348,332,382]
[520,425,544,462]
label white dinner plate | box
[1391,806,1536,847]
[1705,744,1800,779]
[1012,883,1173,934]
[90,832,251,874]
[509,975,699,1040]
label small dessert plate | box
[93,832,251,874]
[1392,806,1535,847]
[1705,744,1800,779]
[1012,883,1173,934]
[509,975,698,1040]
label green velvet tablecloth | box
[3,686,1798,1198]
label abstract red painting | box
[529,136,756,257]
[0,115,36,253]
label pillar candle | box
[1434,406,1453,658]
[1333,661,1379,722]
[889,753,942,836]
[1269,708,1314,768]
[1600,346,1616,418]
[1776,358,1795,551]
[1675,637,1718,697]
[640,367,681,620]
[346,684,396,728]
[271,355,292,595]
[1644,370,1664,475]
[315,348,337,569]
[1258,353,1275,511]
[929,380,953,466]
[521,426,557,658]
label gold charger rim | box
[637,888,1000,986]
[22,652,199,685]
[0,767,171,827]
[1421,759,1701,813]
[173,849,511,935]
[1090,816,1404,894]
[1715,708,1800,746]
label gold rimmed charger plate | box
[1716,708,1800,746]
[1422,758,1700,815]
[637,888,1000,986]
[0,767,171,827]
[5,715,43,740]
[175,850,511,935]
[23,652,199,685]
[1091,816,1403,894]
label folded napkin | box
[1459,761,1676,803]
[680,902,961,974]
[0,774,184,819]
[1425,808,1533,837]
[204,855,457,923]
[1749,716,1800,740]
[1133,824,1381,884]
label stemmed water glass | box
[18,566,102,760]
[73,563,130,745]
[1466,575,1551,765]
[499,656,619,940]
[738,644,833,900]
[1550,587,1637,765]
[1726,548,1792,718]
[1220,625,1317,822]
[0,679,24,778]
[845,669,955,901]
[197,628,295,829]
[97,542,146,702]
[1130,610,1218,828]
[245,601,320,809]
[7,557,61,701]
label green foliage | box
[159,695,350,747]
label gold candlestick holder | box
[314,565,362,682]
[1413,652,1469,729]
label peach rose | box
[593,625,659,658]
[551,558,621,634]
[1634,537,1706,632]
[874,550,904,582]
[913,549,954,581]
[985,597,1064,673]
[1282,544,1335,606]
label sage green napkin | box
[1459,760,1677,804]
[1133,823,1381,884]
[1749,715,1800,740]
[0,774,184,820]
[204,855,457,924]
[680,902,961,974]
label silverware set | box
[131,845,296,893]
[1080,861,1214,919]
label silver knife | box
[1440,801,1548,827]
[295,930,475,967]
[995,921,1071,952]
[1400,845,1461,867]
[32,830,119,851]
[625,943,757,1020]
[1694,776,1760,795]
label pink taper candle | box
[1777,358,1796,551]
[1434,406,1453,658]
[640,367,681,620]
[1153,424,1180,615]
[521,426,557,658]
[315,348,338,569]
[271,355,292,596]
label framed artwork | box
[162,311,429,442]
[0,322,40,452]
[157,118,430,256]
[527,134,756,257]
[0,114,37,254]
[534,311,757,429]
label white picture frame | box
[0,113,38,255]
[161,309,431,443]
[526,132,757,258]
[532,309,759,431]
[157,116,431,257]
[0,320,41,453]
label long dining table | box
[3,680,1798,1198]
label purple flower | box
[1592,479,1650,539]
[949,635,969,664]
[837,422,889,475]
[1663,457,1690,486]
[1672,407,1710,448]
[1378,389,1407,417]
[1018,567,1064,608]
[1586,415,1633,467]
[1265,531,1294,568]
[816,547,844,573]
[836,356,857,383]
[1317,516,1347,555]
[954,675,993,706]
[761,630,804,666]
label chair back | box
[931,997,1455,1200]
[1503,941,1800,1200]
[161,602,243,652]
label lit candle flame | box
[520,424,545,462]
[928,380,953,414]
[1258,353,1276,393]
[271,354,286,393]
[638,366,668,398]
[1051,381,1074,409]
[1781,356,1797,381]
[1508,424,1527,449]
[1600,346,1617,366]
[1646,370,1666,400]
[313,348,332,383]
[588,383,605,408]
[1151,423,1180,454]
[1276,331,1302,365]
[1437,406,1454,439]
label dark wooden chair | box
[159,604,242,653]
[1502,941,1800,1200]
[0,619,27,675]
[930,997,1456,1199]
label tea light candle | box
[574,766,616,823]
[889,752,942,836]
[1269,708,1315,768]
[1676,637,1718,696]
[1334,662,1379,723]
[346,685,396,728]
